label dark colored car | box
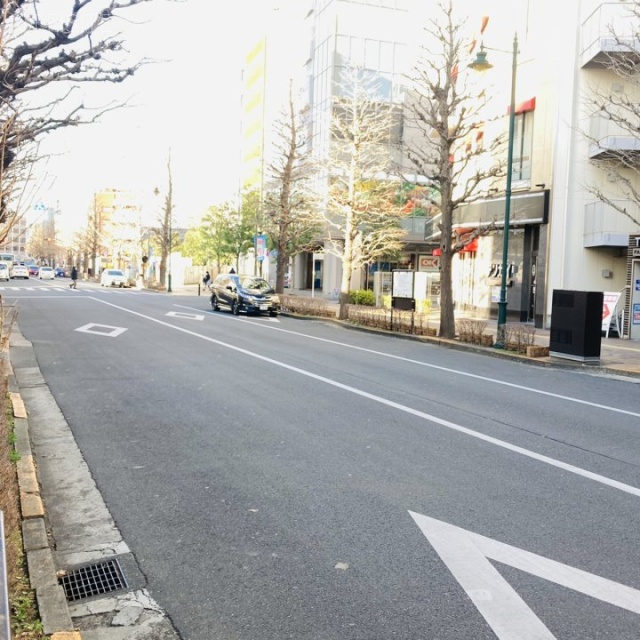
[210,274,280,317]
[55,267,66,277]
[27,264,39,276]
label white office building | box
[243,0,640,334]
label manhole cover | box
[59,558,128,602]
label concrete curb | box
[9,382,77,636]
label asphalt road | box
[9,280,640,639]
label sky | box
[30,0,535,241]
[32,0,282,239]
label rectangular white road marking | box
[76,323,127,337]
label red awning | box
[507,96,536,115]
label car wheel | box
[231,299,240,315]
[210,295,220,311]
[269,311,278,318]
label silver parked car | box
[100,269,128,288]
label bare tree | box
[87,194,102,277]
[154,153,174,289]
[323,64,407,319]
[264,82,322,293]
[583,1,640,228]
[404,1,504,339]
[0,0,166,236]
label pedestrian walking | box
[70,265,78,289]
[203,270,211,287]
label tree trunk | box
[338,251,352,320]
[275,250,288,293]
[438,183,456,338]
[159,257,166,288]
[439,247,455,338]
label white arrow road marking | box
[166,311,204,321]
[75,323,127,337]
[410,511,640,640]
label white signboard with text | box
[392,271,414,298]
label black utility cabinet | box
[549,290,603,362]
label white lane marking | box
[166,311,204,321]
[410,511,640,639]
[76,323,127,337]
[177,303,640,418]
[93,297,640,498]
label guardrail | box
[0,511,10,639]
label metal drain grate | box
[59,558,128,602]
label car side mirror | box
[226,285,233,291]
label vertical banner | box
[255,234,267,262]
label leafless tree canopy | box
[404,0,505,338]
[0,0,161,236]
[264,82,322,293]
[322,64,407,317]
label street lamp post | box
[470,33,518,347]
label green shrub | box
[349,289,376,306]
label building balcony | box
[588,135,640,160]
[588,114,640,160]
[401,216,437,242]
[581,2,640,68]
[584,199,640,247]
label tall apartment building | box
[89,189,142,272]
[0,214,28,260]
[242,0,640,333]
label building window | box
[511,106,534,182]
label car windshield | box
[108,270,124,276]
[240,277,272,291]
